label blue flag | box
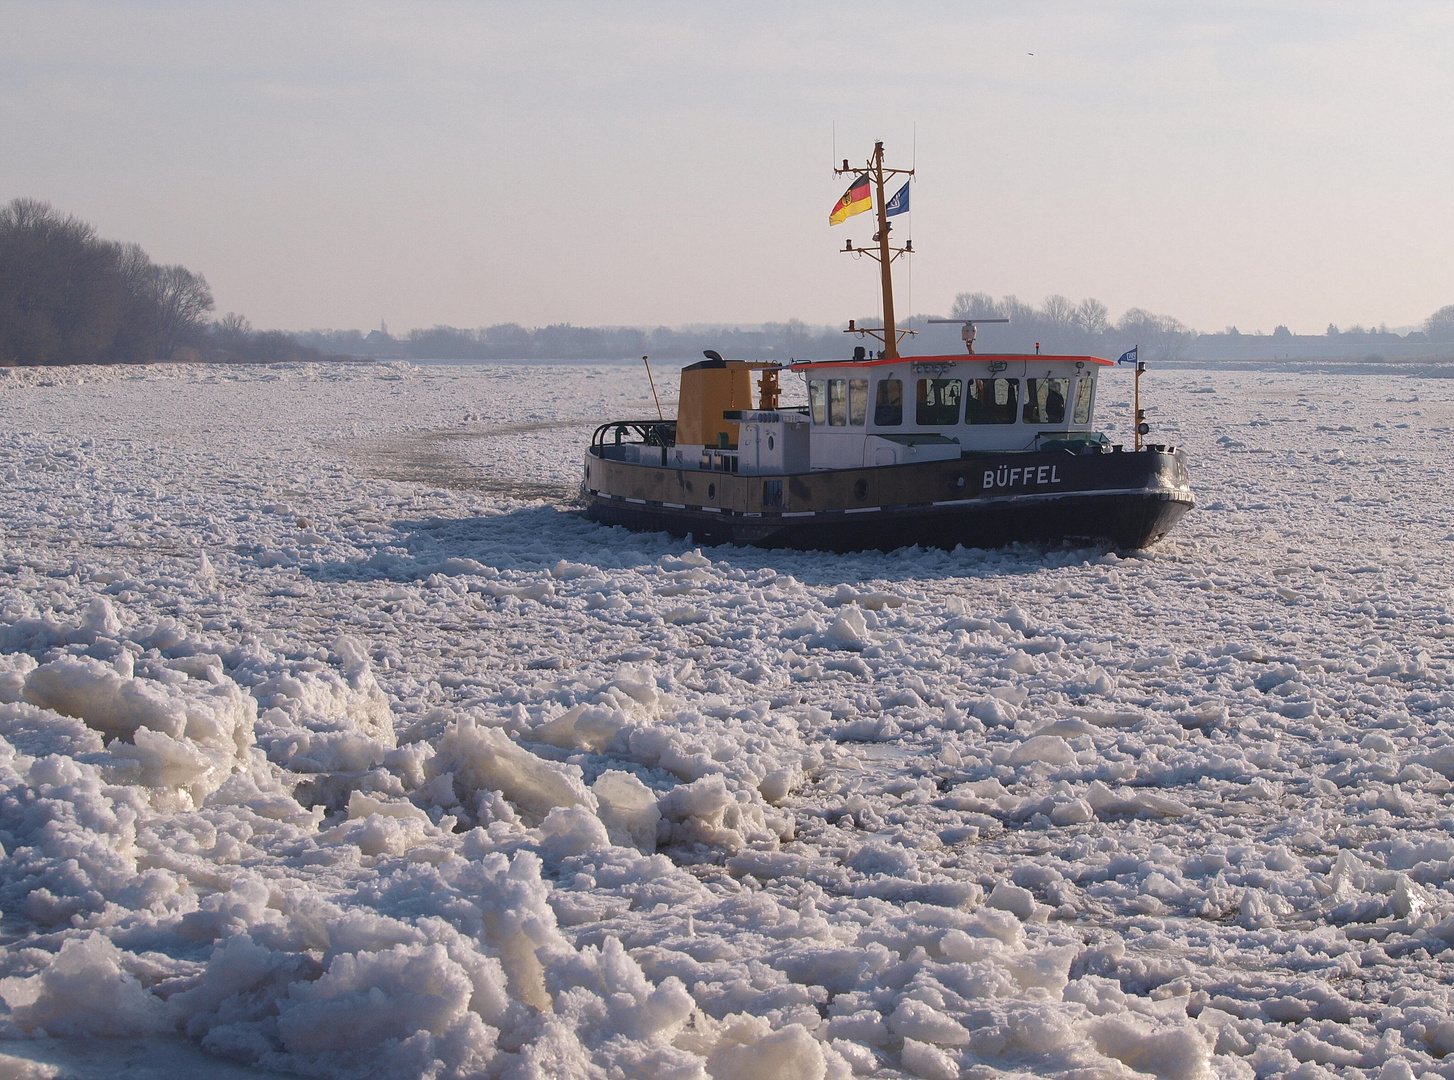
[884,181,910,217]
[1117,346,1139,365]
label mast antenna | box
[835,140,915,359]
[643,356,663,420]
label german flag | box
[829,174,871,225]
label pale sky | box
[3,1,1451,335]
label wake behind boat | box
[583,141,1193,552]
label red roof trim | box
[788,353,1113,371]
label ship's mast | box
[837,140,914,359]
[870,143,898,358]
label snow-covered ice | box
[2,358,1454,1080]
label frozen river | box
[2,358,1453,1080]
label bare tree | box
[1116,308,1193,362]
[212,311,253,354]
[949,292,1000,319]
[1076,298,1109,336]
[1042,294,1075,331]
[111,242,166,363]
[0,198,125,364]
[1425,305,1454,343]
[153,264,214,358]
[998,295,1037,328]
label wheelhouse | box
[792,353,1111,470]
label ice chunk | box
[1008,734,1076,766]
[849,840,916,877]
[316,791,441,856]
[539,804,611,860]
[1050,797,1095,825]
[426,716,596,826]
[1237,888,1279,929]
[704,1015,826,1080]
[1005,944,1079,995]
[971,695,1017,727]
[940,929,998,965]
[1419,744,1454,779]
[83,596,122,636]
[1,933,171,1036]
[1084,780,1190,819]
[548,936,693,1043]
[1391,874,1432,919]
[962,906,1025,948]
[612,666,661,708]
[819,607,871,651]
[551,558,595,579]
[0,653,38,706]
[591,769,660,851]
[1088,1016,1212,1080]
[1319,849,1368,900]
[900,1038,960,1080]
[176,875,285,943]
[758,763,802,805]
[108,726,233,806]
[252,636,395,748]
[535,703,629,752]
[275,942,499,1066]
[24,654,253,756]
[0,1053,62,1079]
[1003,650,1038,674]
[1067,666,1117,697]
[478,851,562,1013]
[22,655,256,807]
[986,880,1038,920]
[829,584,904,610]
[889,999,972,1046]
[658,774,779,852]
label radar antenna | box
[926,317,1011,355]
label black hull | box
[584,447,1192,553]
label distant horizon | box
[283,316,1434,340]
[13,189,1445,368]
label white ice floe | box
[2,359,1454,1079]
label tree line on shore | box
[297,299,1192,363]
[4,198,1451,366]
[303,296,1452,364]
[0,199,333,366]
[0,199,216,365]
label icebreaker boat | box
[583,142,1192,552]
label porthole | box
[950,473,965,490]
[767,434,775,451]
[853,478,868,501]
[708,483,716,499]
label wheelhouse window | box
[1073,377,1094,425]
[1023,378,1069,425]
[874,379,903,426]
[809,379,827,425]
[828,378,848,426]
[848,379,868,426]
[965,378,1018,424]
[916,378,962,426]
